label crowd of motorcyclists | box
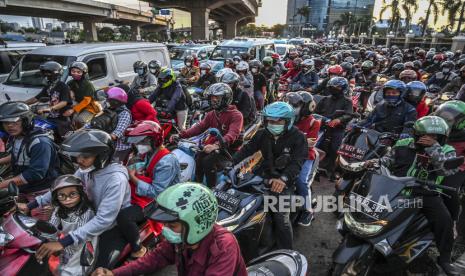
[3,41,465,275]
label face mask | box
[78,165,95,174]
[136,145,152,155]
[330,61,336,65]
[136,68,145,76]
[185,62,192,67]
[267,123,285,136]
[234,60,239,65]
[384,95,400,106]
[251,68,258,74]
[162,226,182,244]
[71,74,82,80]
[200,70,207,76]
[150,69,157,74]
[443,68,450,73]
[434,60,439,64]
[329,87,342,98]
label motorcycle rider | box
[261,56,278,102]
[441,65,465,94]
[221,71,256,127]
[368,116,459,275]
[399,69,418,84]
[149,68,188,130]
[0,102,59,220]
[285,92,321,226]
[360,80,417,135]
[232,101,308,249]
[427,61,457,89]
[355,61,378,111]
[20,129,132,269]
[272,53,286,75]
[250,60,267,110]
[148,60,162,78]
[425,53,445,73]
[119,84,158,123]
[405,81,429,118]
[314,65,344,96]
[172,83,243,188]
[25,61,73,140]
[195,63,217,89]
[224,58,235,70]
[315,77,354,181]
[280,58,303,84]
[130,61,158,97]
[236,60,254,97]
[179,56,200,85]
[291,59,319,93]
[93,182,247,276]
[389,63,405,80]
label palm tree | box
[442,0,465,35]
[379,0,402,33]
[401,0,418,33]
[421,0,440,37]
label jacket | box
[314,95,354,126]
[232,127,308,187]
[112,225,247,276]
[180,106,243,147]
[130,98,158,122]
[232,87,256,127]
[292,71,319,90]
[295,115,321,160]
[34,163,131,247]
[130,74,158,96]
[426,71,458,88]
[180,66,200,85]
[149,81,186,113]
[195,73,217,89]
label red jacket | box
[130,99,158,123]
[113,225,247,276]
[295,115,321,160]
[180,105,243,146]
[280,68,301,82]
[416,98,430,119]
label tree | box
[97,27,115,42]
[421,0,440,36]
[117,25,132,41]
[401,0,418,33]
[442,0,465,35]
[333,12,356,35]
[270,24,286,37]
[379,0,402,33]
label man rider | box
[148,60,162,78]
[195,63,217,89]
[291,59,319,93]
[354,60,378,112]
[179,56,200,85]
[93,182,247,276]
[250,60,267,110]
[427,61,457,89]
[232,101,308,249]
[130,61,158,97]
[221,71,256,127]
[441,65,465,94]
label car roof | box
[220,38,274,48]
[27,42,166,57]
[0,41,46,49]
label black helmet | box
[224,58,234,67]
[297,91,316,115]
[60,129,114,170]
[284,92,304,108]
[40,61,63,81]
[392,63,405,72]
[221,72,240,86]
[204,83,233,111]
[340,62,353,74]
[199,63,211,71]
[249,60,262,69]
[148,60,162,75]
[441,61,455,70]
[69,61,88,75]
[184,56,194,66]
[133,61,148,76]
[0,101,34,132]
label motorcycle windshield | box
[353,172,408,201]
[340,129,381,161]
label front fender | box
[333,234,372,264]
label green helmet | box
[262,56,273,66]
[158,67,175,89]
[361,60,374,70]
[147,182,218,245]
[434,100,465,131]
[413,116,450,144]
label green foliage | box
[97,26,115,42]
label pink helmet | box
[107,87,128,103]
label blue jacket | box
[149,81,186,113]
[292,71,319,90]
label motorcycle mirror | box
[7,182,18,197]
[444,156,464,170]
[79,240,95,267]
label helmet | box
[313,58,324,69]
[293,58,303,68]
[233,55,241,64]
[249,60,262,69]
[413,116,450,145]
[417,49,426,57]
[69,61,88,75]
[412,60,422,70]
[148,60,162,75]
[224,58,234,67]
[457,58,465,68]
[399,70,417,82]
[133,61,148,76]
[199,63,211,71]
[284,92,304,109]
[344,56,355,64]
[147,182,217,245]
[262,56,273,67]
[404,61,414,69]
[61,129,114,169]
[297,91,316,115]
[262,101,295,130]
[361,60,374,70]
[158,68,176,89]
[301,59,314,72]
[51,174,84,194]
[441,60,455,69]
[126,120,164,148]
[328,65,343,75]
[107,87,128,104]
[405,81,427,104]
[428,84,442,94]
[184,56,194,66]
[383,79,406,106]
[392,63,405,73]
[236,61,249,72]
[434,100,465,131]
[215,68,233,82]
[390,56,402,65]
[204,83,233,110]
[445,51,455,60]
[0,101,34,131]
[327,77,349,95]
[271,53,280,61]
[220,72,240,86]
[433,53,445,62]
[40,61,63,81]
[340,62,353,74]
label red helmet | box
[328,65,343,75]
[271,53,280,60]
[125,120,164,148]
[433,53,445,62]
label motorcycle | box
[247,249,308,276]
[330,157,464,275]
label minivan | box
[0,42,170,103]
[205,38,275,73]
[0,41,46,83]
[170,44,216,71]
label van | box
[0,41,46,83]
[0,42,170,103]
[170,44,216,71]
[288,37,312,46]
[274,44,297,60]
[205,38,275,73]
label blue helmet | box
[383,79,406,106]
[327,77,349,95]
[262,101,295,130]
[405,81,427,104]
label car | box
[169,44,215,71]
[274,44,297,60]
[0,42,170,103]
[0,41,46,83]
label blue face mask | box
[384,95,400,106]
[162,226,182,244]
[267,123,285,136]
[136,68,145,76]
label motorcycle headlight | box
[344,212,386,236]
[0,226,14,246]
[338,156,366,172]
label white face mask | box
[136,145,152,155]
[200,70,206,76]
[78,165,95,174]
[185,62,192,67]
[251,68,258,74]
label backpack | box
[89,108,118,133]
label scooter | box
[247,249,308,276]
[330,157,464,275]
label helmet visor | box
[0,117,21,123]
[126,136,148,145]
[146,202,179,222]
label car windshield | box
[4,54,75,87]
[170,47,198,60]
[275,46,287,56]
[210,46,249,60]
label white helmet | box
[301,59,314,72]
[236,61,249,72]
[215,68,233,82]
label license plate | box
[345,192,390,220]
[215,191,241,214]
[337,144,367,160]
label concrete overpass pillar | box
[83,20,98,42]
[224,18,238,39]
[191,8,210,40]
[131,24,141,41]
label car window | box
[0,52,11,74]
[249,47,257,59]
[113,51,139,75]
[265,44,275,57]
[141,49,167,66]
[87,57,107,81]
